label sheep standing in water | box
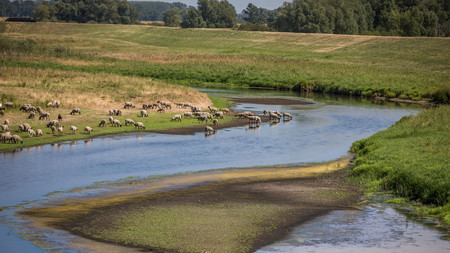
[263,110,268,116]
[134,122,145,129]
[205,126,215,135]
[172,115,182,122]
[28,129,36,137]
[99,119,107,127]
[70,108,81,115]
[283,112,293,120]
[84,126,93,134]
[125,119,135,126]
[36,129,43,136]
[140,110,148,117]
[70,126,78,133]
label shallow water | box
[0,89,442,252]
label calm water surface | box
[1,89,446,252]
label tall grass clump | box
[350,105,450,224]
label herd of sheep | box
[0,99,294,146]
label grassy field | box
[0,22,449,102]
[350,105,450,225]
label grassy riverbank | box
[350,105,450,226]
[1,22,449,102]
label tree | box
[163,7,182,27]
[181,7,206,28]
[33,1,51,21]
[182,0,236,28]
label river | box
[1,89,447,252]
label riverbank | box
[19,158,362,253]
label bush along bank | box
[350,105,450,226]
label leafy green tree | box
[163,7,182,27]
[33,1,52,21]
[181,6,206,28]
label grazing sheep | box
[283,112,293,120]
[39,112,50,120]
[197,116,208,124]
[5,102,13,108]
[84,126,93,134]
[220,108,230,114]
[140,110,148,117]
[134,122,145,129]
[2,124,8,132]
[47,120,59,128]
[19,124,25,132]
[12,135,23,144]
[1,132,11,143]
[115,109,122,116]
[46,101,54,107]
[191,106,201,112]
[205,126,215,135]
[235,112,245,118]
[28,129,36,137]
[19,104,30,111]
[70,126,78,133]
[213,119,219,126]
[109,110,114,116]
[269,112,281,122]
[213,111,224,119]
[36,106,44,115]
[248,116,262,126]
[70,108,81,115]
[184,112,193,117]
[99,119,107,127]
[3,119,10,125]
[109,116,114,125]
[53,100,60,108]
[51,126,56,134]
[36,129,43,136]
[27,112,35,119]
[123,102,135,109]
[125,119,135,126]
[57,126,64,135]
[208,106,218,113]
[152,103,160,109]
[112,119,122,127]
[58,114,62,122]
[172,114,182,122]
[22,123,32,131]
[0,110,4,116]
[157,108,165,113]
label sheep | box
[191,106,201,112]
[1,132,11,143]
[109,116,114,125]
[3,119,10,125]
[124,102,135,109]
[283,112,293,120]
[70,108,81,115]
[263,110,268,116]
[248,116,262,125]
[175,102,184,108]
[53,100,60,108]
[115,109,122,116]
[12,135,23,144]
[19,104,31,111]
[0,110,4,116]
[22,123,32,131]
[36,106,44,115]
[220,108,230,114]
[84,126,93,134]
[134,122,145,129]
[57,126,64,135]
[46,101,54,107]
[27,112,36,119]
[213,111,224,119]
[112,119,122,127]
[47,120,59,128]
[183,112,193,117]
[208,106,218,113]
[70,126,78,133]
[213,119,219,126]
[0,101,2,108]
[99,119,107,127]
[58,114,62,122]
[2,124,8,132]
[109,109,114,115]
[28,128,36,137]
[157,108,165,113]
[235,112,245,118]
[140,110,148,117]
[152,103,160,109]
[51,126,56,134]
[5,102,13,108]
[125,118,135,126]
[172,114,182,122]
[36,129,43,136]
[205,126,215,135]
[197,116,208,124]
[269,112,281,122]
[39,112,50,120]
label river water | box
[0,89,447,252]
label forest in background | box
[0,0,449,36]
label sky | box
[155,0,289,12]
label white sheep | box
[283,112,293,120]
[28,128,36,137]
[1,124,8,132]
[57,126,64,135]
[70,108,81,115]
[112,119,122,127]
[205,126,215,135]
[51,125,56,134]
[213,119,219,126]
[12,134,23,144]
[70,126,78,133]
[84,126,93,134]
[134,122,145,129]
[39,112,50,120]
[125,118,135,126]
[36,129,43,136]
[109,116,114,125]
[124,102,135,109]
[172,114,182,122]
[140,110,148,117]
[184,112,193,117]
[3,119,9,125]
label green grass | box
[350,105,450,225]
[1,22,449,102]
